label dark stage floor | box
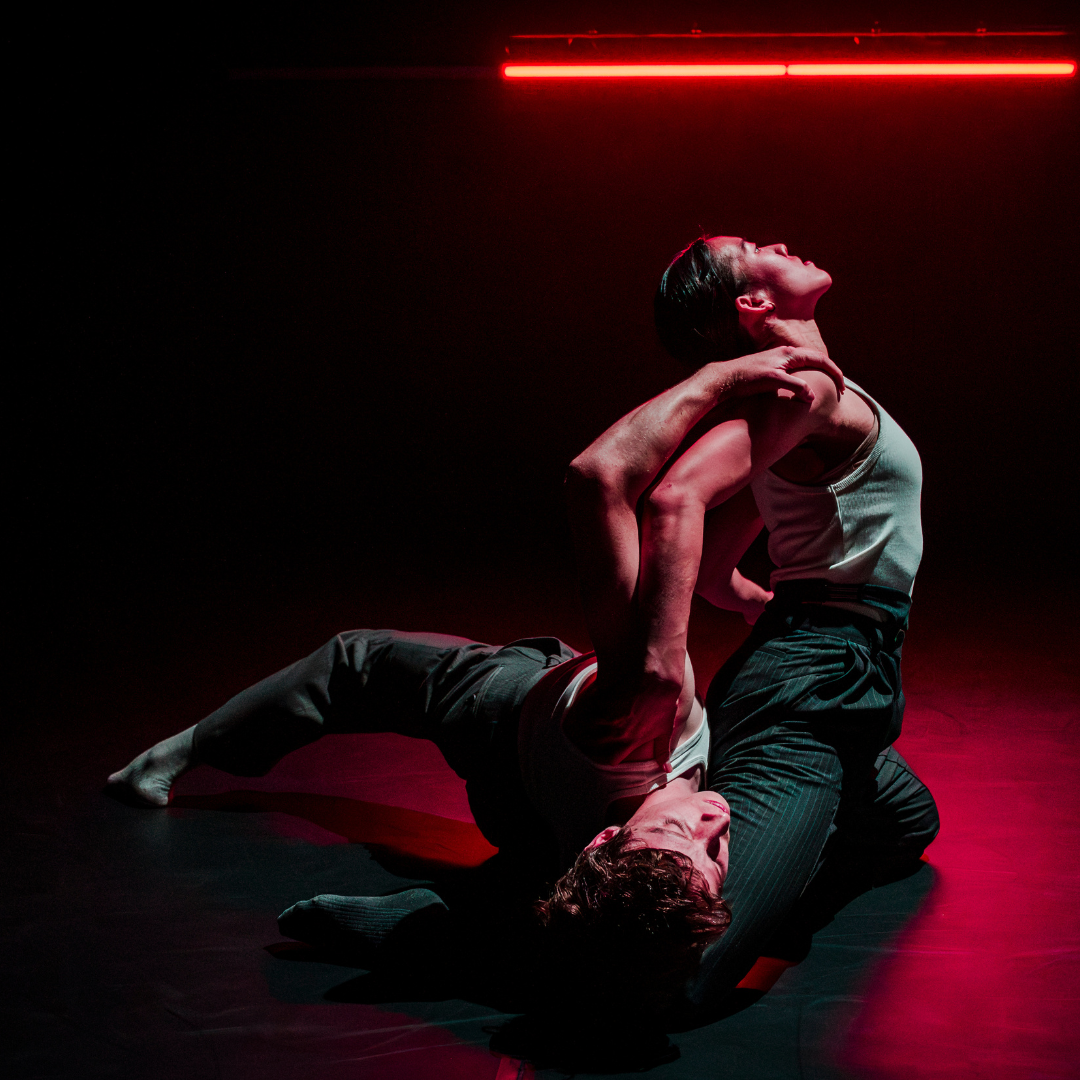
[5,571,1077,1079]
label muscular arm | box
[565,361,754,684]
[639,371,844,706]
[565,352,841,761]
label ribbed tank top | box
[749,380,923,595]
[517,653,711,868]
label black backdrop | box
[14,2,1079,711]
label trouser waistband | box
[771,580,912,626]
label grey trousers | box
[192,629,576,853]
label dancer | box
[577,233,939,1020]
[106,346,844,1019]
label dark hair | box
[534,828,732,1018]
[654,236,754,367]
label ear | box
[734,293,775,316]
[585,826,622,851]
[735,292,776,342]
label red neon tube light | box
[503,64,786,78]
[787,62,1076,76]
[502,61,1076,79]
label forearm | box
[628,427,758,720]
[564,363,739,687]
[568,363,740,507]
[567,345,843,508]
[576,497,703,767]
[695,491,772,621]
[699,569,773,621]
[634,494,708,719]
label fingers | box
[778,373,815,404]
[784,348,845,397]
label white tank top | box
[749,380,923,595]
[517,655,711,868]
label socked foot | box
[278,889,448,964]
[106,725,197,806]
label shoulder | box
[717,373,843,446]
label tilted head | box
[535,792,732,1018]
[655,234,832,366]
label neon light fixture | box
[503,29,1076,81]
[503,61,1075,79]
[504,64,786,78]
[787,62,1075,76]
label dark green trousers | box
[688,600,939,1016]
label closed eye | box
[662,816,692,837]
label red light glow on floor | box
[503,61,1076,79]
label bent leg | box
[193,630,502,777]
[687,724,845,1012]
[688,608,908,1016]
[108,630,509,805]
[761,746,939,962]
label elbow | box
[645,480,704,520]
[566,451,622,496]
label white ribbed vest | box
[749,380,923,594]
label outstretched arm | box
[565,350,841,761]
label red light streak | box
[503,64,786,78]
[787,62,1076,76]
[502,61,1076,79]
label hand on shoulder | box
[719,347,845,407]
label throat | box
[605,767,704,827]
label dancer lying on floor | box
[107,346,842,1020]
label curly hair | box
[654,235,755,367]
[534,828,732,1018]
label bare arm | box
[695,487,772,624]
[638,371,845,703]
[565,351,841,762]
[569,348,842,511]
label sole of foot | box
[105,726,196,807]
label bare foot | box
[106,726,197,806]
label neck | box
[609,771,702,826]
[628,774,701,819]
[756,316,828,354]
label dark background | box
[12,0,1079,722]
[7,7,1079,1077]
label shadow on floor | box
[223,789,941,1075]
[173,789,498,874]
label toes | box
[103,774,171,808]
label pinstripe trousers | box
[687,602,939,1016]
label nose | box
[700,804,731,834]
[775,243,789,256]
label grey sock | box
[278,888,448,960]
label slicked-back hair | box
[535,828,732,1018]
[654,236,754,367]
